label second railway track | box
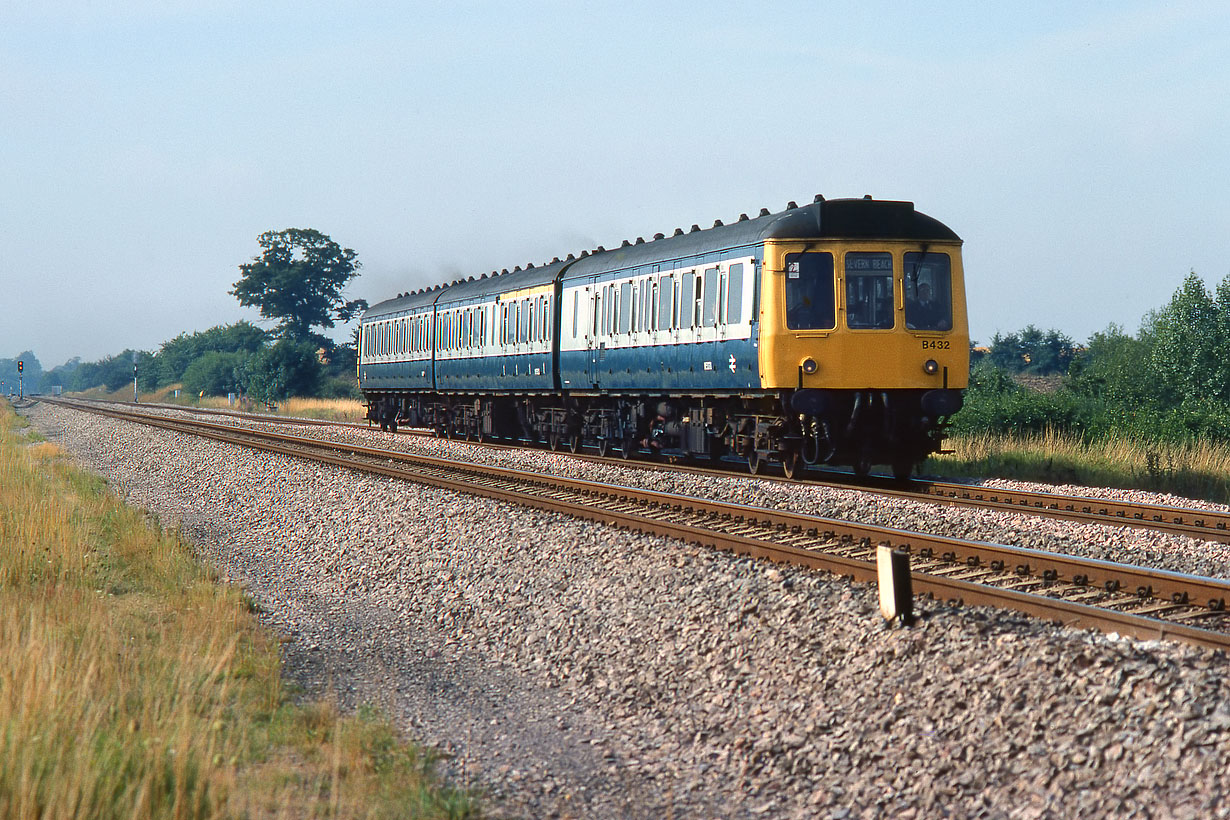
[70,397,1230,547]
[44,397,1230,651]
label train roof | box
[363,259,567,319]
[361,197,959,320]
[565,197,959,278]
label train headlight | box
[923,359,940,375]
[801,358,818,375]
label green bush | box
[181,351,246,397]
[238,340,322,403]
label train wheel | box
[781,450,802,479]
[747,450,763,475]
[619,438,637,460]
[597,438,610,458]
[569,434,583,454]
[379,420,388,432]
[548,432,561,451]
[388,419,398,434]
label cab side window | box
[904,252,953,331]
[784,253,835,330]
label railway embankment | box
[21,400,1230,819]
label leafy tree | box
[1066,324,1161,407]
[1148,272,1230,402]
[181,351,245,397]
[985,331,1026,372]
[231,229,367,345]
[156,321,267,384]
[986,326,1075,375]
[238,339,322,403]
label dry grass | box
[83,385,368,425]
[928,428,1230,503]
[0,401,477,819]
[274,397,366,423]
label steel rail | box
[43,398,1230,651]
[58,398,1230,547]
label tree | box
[155,321,267,384]
[1148,272,1229,402]
[238,340,322,403]
[231,229,367,345]
[986,325,1075,375]
[1066,324,1162,407]
[181,351,245,397]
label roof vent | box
[673,228,684,236]
[787,201,798,209]
[514,265,522,272]
[480,273,487,279]
[621,239,631,247]
[527,262,534,268]
[566,253,575,260]
[814,194,825,203]
[467,275,475,281]
[689,224,700,232]
[759,207,770,216]
[596,245,605,252]
[551,256,560,263]
[863,194,872,200]
[713,219,723,227]
[501,268,509,275]
[738,213,749,221]
[635,237,645,245]
[653,232,664,240]
[580,250,589,257]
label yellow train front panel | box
[757,239,969,392]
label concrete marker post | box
[877,543,915,626]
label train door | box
[586,279,601,389]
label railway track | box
[41,397,1230,651]
[66,397,1230,546]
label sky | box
[3,1,1229,368]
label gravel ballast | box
[21,402,1230,819]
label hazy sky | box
[4,1,1228,368]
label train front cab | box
[757,237,969,475]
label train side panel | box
[559,251,761,394]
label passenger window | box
[845,252,894,329]
[619,282,632,334]
[784,253,836,330]
[702,267,719,327]
[658,276,674,329]
[680,273,695,328]
[727,263,744,324]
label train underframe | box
[364,387,963,480]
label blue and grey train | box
[358,196,968,478]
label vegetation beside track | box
[0,401,477,819]
[925,428,1230,504]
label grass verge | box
[0,400,478,818]
[81,386,369,425]
[927,428,1230,504]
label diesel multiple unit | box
[358,196,968,478]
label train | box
[357,195,968,479]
